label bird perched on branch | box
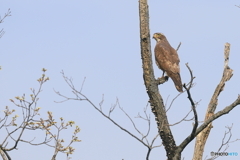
[153,33,183,92]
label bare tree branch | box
[55,71,162,160]
[165,92,183,112]
[205,124,240,160]
[0,9,11,38]
[192,42,234,160]
[176,42,182,52]
[136,103,151,141]
[119,104,145,140]
[183,63,198,140]
[178,94,240,155]
[139,1,178,159]
[55,73,145,148]
[0,148,9,160]
[169,108,193,126]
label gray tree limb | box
[139,0,178,159]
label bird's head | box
[153,33,166,42]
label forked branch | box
[205,124,240,160]
[183,63,198,140]
[55,71,161,160]
[192,43,235,160]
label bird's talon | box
[164,76,169,81]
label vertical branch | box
[139,1,177,159]
[192,43,233,160]
[183,64,198,143]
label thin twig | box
[183,63,198,140]
[176,42,182,51]
[55,71,163,159]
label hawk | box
[153,33,183,92]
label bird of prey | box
[153,33,183,92]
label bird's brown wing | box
[154,42,183,92]
[155,43,180,73]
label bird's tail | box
[170,73,183,92]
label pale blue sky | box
[1,1,240,160]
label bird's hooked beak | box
[152,34,156,39]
